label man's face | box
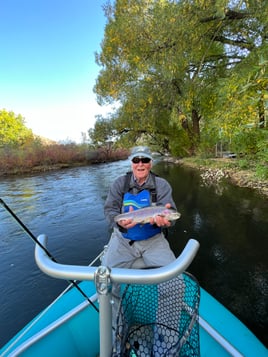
[131,157,152,183]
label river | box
[0,159,267,348]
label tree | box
[0,109,34,146]
[94,0,268,156]
[88,114,117,145]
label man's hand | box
[117,206,136,229]
[149,203,172,227]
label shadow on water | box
[154,161,268,347]
[0,159,267,348]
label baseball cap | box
[128,146,153,160]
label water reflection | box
[210,244,229,264]
[154,162,267,347]
[192,211,203,232]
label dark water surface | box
[0,160,267,348]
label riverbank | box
[168,157,268,197]
[1,154,267,197]
[0,145,129,177]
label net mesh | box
[112,272,200,357]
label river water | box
[0,159,267,348]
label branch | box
[200,8,250,23]
[212,35,255,51]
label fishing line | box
[0,198,99,313]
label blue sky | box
[0,0,110,142]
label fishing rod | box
[0,198,99,313]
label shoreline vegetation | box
[0,144,267,197]
[167,157,268,197]
[0,144,129,176]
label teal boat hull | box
[1,280,267,357]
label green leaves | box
[0,109,34,147]
[93,0,268,157]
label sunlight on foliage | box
[93,0,268,163]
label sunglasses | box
[132,157,151,164]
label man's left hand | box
[149,203,172,227]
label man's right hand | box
[118,206,136,229]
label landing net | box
[112,272,200,356]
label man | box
[103,146,179,352]
[103,146,176,269]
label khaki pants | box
[102,228,176,269]
[102,228,176,339]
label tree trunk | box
[258,94,265,128]
[192,109,201,140]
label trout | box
[114,206,181,224]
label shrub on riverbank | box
[0,141,129,176]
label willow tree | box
[95,0,213,154]
[94,0,268,155]
[196,0,268,153]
